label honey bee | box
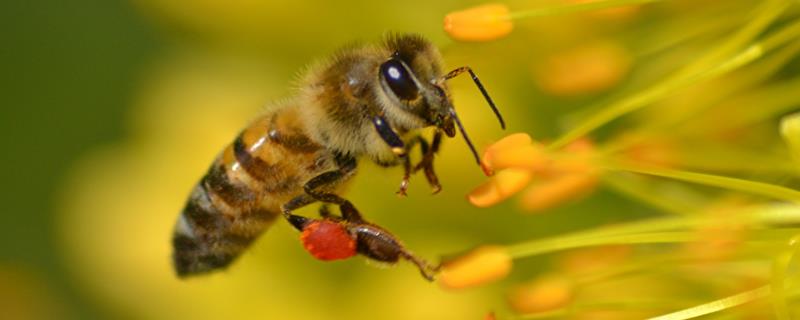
[172,33,504,281]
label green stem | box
[508,231,696,258]
[770,235,800,320]
[548,0,793,149]
[671,0,789,81]
[603,163,800,203]
[602,175,698,215]
[549,40,763,150]
[508,0,663,20]
[647,285,771,320]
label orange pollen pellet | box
[300,220,357,261]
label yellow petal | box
[444,4,514,42]
[439,246,512,290]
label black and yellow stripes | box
[232,136,277,182]
[173,164,283,276]
[172,109,329,277]
[204,163,257,208]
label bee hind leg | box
[293,156,439,280]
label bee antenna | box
[445,66,505,130]
[448,108,482,167]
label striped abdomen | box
[172,108,334,277]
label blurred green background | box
[1,0,156,318]
[3,0,798,319]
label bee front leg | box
[372,115,406,156]
[396,141,416,197]
[413,130,443,194]
[397,132,444,195]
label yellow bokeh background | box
[5,0,800,318]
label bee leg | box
[396,151,412,197]
[372,115,406,157]
[301,155,366,224]
[413,130,443,194]
[283,155,358,230]
[319,204,334,219]
[397,134,442,196]
[400,251,440,281]
[282,194,317,231]
[347,220,439,281]
[396,135,425,196]
[301,157,438,280]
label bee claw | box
[401,252,439,282]
[430,185,442,195]
[397,179,409,197]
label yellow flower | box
[468,134,601,212]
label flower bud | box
[468,168,534,208]
[439,246,512,290]
[444,4,514,42]
[508,274,574,314]
[533,41,630,96]
[482,133,548,172]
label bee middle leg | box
[282,156,364,231]
[318,204,333,219]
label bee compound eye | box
[380,59,419,101]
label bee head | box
[377,35,448,129]
[377,34,504,170]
